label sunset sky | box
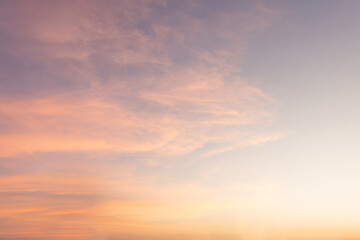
[1,1,360,239]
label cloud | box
[0,0,281,157]
[0,173,101,240]
[0,1,284,239]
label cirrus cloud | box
[0,0,282,158]
[0,1,284,239]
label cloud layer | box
[0,0,280,157]
[0,1,283,239]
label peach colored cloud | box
[0,0,283,157]
[0,73,280,157]
[0,1,285,240]
[0,174,101,240]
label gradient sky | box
[1,1,360,239]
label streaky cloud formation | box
[0,1,286,239]
[0,0,280,158]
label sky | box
[1,0,360,239]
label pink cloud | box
[0,1,285,239]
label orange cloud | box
[0,174,101,240]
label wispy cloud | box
[0,0,283,239]
[0,0,281,158]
